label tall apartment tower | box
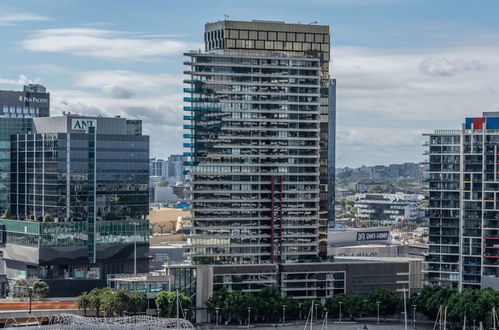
[184,20,332,264]
[425,112,499,290]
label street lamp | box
[376,301,380,325]
[338,301,342,324]
[247,306,252,328]
[215,307,220,328]
[298,303,302,320]
[282,304,287,325]
[314,303,319,323]
[412,304,417,329]
[184,308,189,320]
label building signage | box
[356,231,389,241]
[72,119,97,132]
[19,96,49,103]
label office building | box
[354,193,423,225]
[0,85,50,214]
[425,112,499,290]
[184,20,332,264]
[0,114,149,296]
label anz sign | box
[71,119,97,132]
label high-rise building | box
[184,20,332,264]
[0,85,50,214]
[0,114,149,296]
[425,112,499,290]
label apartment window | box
[315,34,324,43]
[240,30,248,39]
[255,40,264,49]
[265,41,273,49]
[268,32,277,40]
[227,39,236,48]
[293,42,302,51]
[258,31,267,40]
[296,33,305,42]
[249,31,257,39]
[306,34,314,42]
[277,32,286,41]
[287,33,296,41]
[229,30,238,39]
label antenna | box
[309,21,318,25]
[224,14,229,20]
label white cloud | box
[332,45,499,166]
[0,75,41,86]
[419,57,487,77]
[75,70,182,91]
[0,14,50,26]
[22,28,201,61]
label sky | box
[2,0,499,168]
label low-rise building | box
[354,193,423,225]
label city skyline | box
[2,1,499,167]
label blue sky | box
[2,0,499,167]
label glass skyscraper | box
[184,20,332,264]
[0,84,49,214]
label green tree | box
[13,279,29,298]
[410,285,455,320]
[368,289,401,317]
[129,292,146,315]
[301,299,324,321]
[206,287,230,322]
[32,281,49,298]
[89,287,110,317]
[343,295,366,320]
[76,292,92,316]
[102,288,131,316]
[155,291,192,319]
[257,287,283,322]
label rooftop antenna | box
[224,14,229,20]
[309,21,318,25]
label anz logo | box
[72,119,97,132]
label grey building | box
[0,114,150,297]
[425,112,499,290]
[354,193,423,225]
[184,20,332,264]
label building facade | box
[425,112,499,290]
[0,85,50,215]
[354,193,423,225]
[184,20,332,265]
[202,19,333,254]
[0,114,150,296]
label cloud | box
[332,45,499,166]
[0,14,50,26]
[22,28,201,61]
[0,75,41,86]
[419,57,487,77]
[75,70,182,91]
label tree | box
[325,294,349,320]
[129,292,146,315]
[206,287,230,322]
[257,287,283,322]
[410,285,455,320]
[102,288,131,316]
[367,289,401,317]
[301,299,324,321]
[32,281,49,298]
[89,287,110,317]
[76,292,92,316]
[155,291,192,319]
[343,295,366,320]
[42,214,52,223]
[13,279,29,298]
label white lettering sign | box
[72,119,97,132]
[23,96,49,103]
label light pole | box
[314,303,319,323]
[376,301,380,325]
[247,306,252,328]
[215,307,220,328]
[338,301,342,324]
[184,308,189,320]
[282,304,287,325]
[412,304,417,329]
[299,303,302,320]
